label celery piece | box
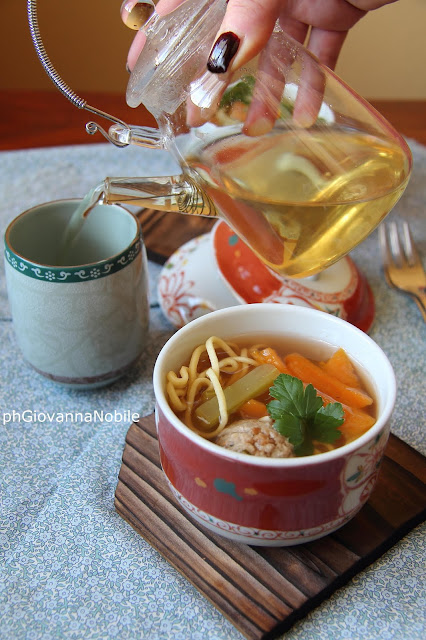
[195,364,280,428]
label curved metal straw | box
[27,0,131,146]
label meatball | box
[215,417,294,458]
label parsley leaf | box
[219,75,256,109]
[267,374,344,456]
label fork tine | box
[378,223,392,267]
[379,220,426,322]
[388,221,404,267]
[401,221,422,268]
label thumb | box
[207,0,283,73]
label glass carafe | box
[31,0,413,279]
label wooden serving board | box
[115,414,426,640]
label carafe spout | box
[107,124,164,149]
[103,175,218,217]
[85,122,165,149]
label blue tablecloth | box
[1,141,425,640]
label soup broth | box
[165,333,377,457]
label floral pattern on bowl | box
[158,220,375,331]
[158,233,238,328]
[167,482,355,545]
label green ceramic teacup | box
[4,199,149,388]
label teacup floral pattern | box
[4,239,141,283]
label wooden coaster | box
[115,414,426,640]
[136,208,215,264]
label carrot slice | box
[285,353,373,409]
[341,407,376,439]
[239,398,269,419]
[315,388,375,439]
[251,348,290,374]
[320,348,361,388]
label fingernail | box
[207,32,240,74]
[126,63,131,74]
[121,0,154,31]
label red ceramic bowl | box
[153,304,396,546]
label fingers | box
[242,26,326,135]
[277,14,309,45]
[243,33,288,137]
[127,30,147,71]
[187,71,230,127]
[292,52,326,128]
[306,27,348,71]
[154,0,186,15]
[347,0,397,9]
[122,0,184,71]
[291,28,347,128]
[207,0,283,74]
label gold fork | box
[379,220,426,321]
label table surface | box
[1,90,426,149]
[1,90,425,640]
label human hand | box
[123,0,398,73]
[121,0,398,133]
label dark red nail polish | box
[207,32,240,74]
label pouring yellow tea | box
[28,0,411,278]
